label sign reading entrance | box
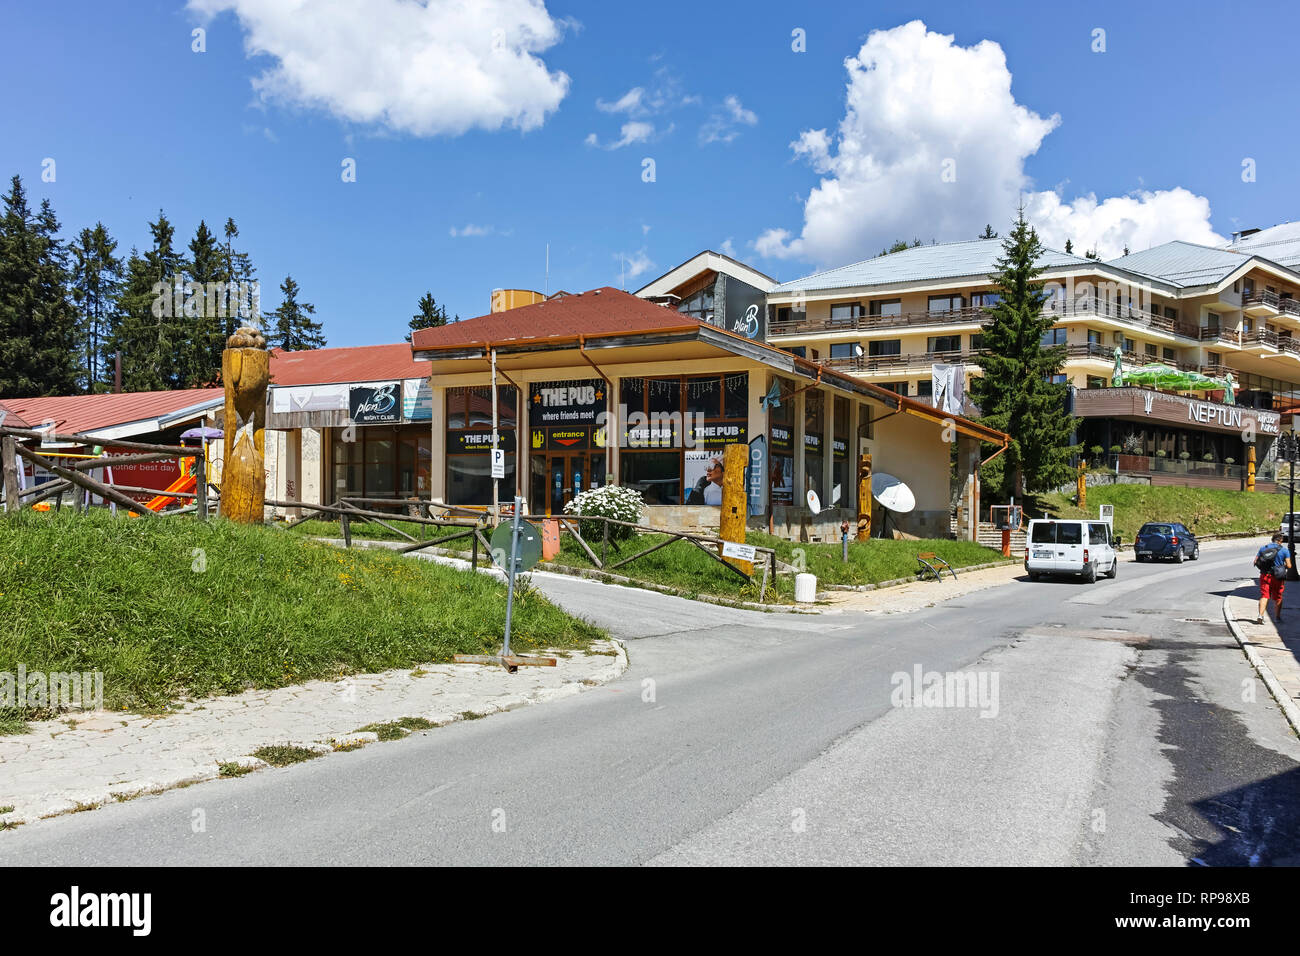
[349,382,402,424]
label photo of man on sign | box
[685,451,725,506]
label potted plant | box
[1178,451,1191,465]
[1202,453,1215,462]
[1225,457,1236,466]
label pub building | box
[410,287,1008,540]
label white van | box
[1025,519,1118,583]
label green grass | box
[0,511,604,731]
[218,761,254,777]
[543,530,1009,600]
[1037,484,1291,541]
[286,517,475,545]
[251,744,322,767]
[356,716,435,740]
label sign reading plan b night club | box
[349,382,402,424]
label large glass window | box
[678,285,715,322]
[803,390,825,503]
[769,376,795,505]
[869,299,902,317]
[332,426,430,503]
[1040,328,1067,347]
[928,294,965,313]
[620,452,681,506]
[445,385,517,505]
[830,302,862,322]
[928,335,962,353]
[868,339,901,356]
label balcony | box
[1065,342,1202,372]
[1117,454,1247,482]
[1243,289,1282,316]
[768,295,1201,338]
[822,349,982,375]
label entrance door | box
[533,451,606,515]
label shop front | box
[410,287,1009,539]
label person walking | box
[1256,532,1293,625]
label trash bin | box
[795,573,817,603]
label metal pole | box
[1290,431,1297,580]
[491,348,500,524]
[502,495,522,658]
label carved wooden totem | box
[220,327,269,523]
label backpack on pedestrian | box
[1257,543,1284,577]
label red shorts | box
[1261,573,1286,600]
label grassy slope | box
[1037,484,1291,540]
[0,512,602,730]
[288,518,1009,601]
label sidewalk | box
[1224,584,1300,736]
[822,563,1025,614]
[0,640,626,827]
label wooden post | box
[719,443,751,573]
[1,436,18,513]
[195,452,208,521]
[856,453,873,541]
[341,509,352,548]
[1077,462,1087,509]
[220,327,269,523]
[1247,442,1256,492]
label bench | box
[916,551,957,582]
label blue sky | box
[2,0,1297,347]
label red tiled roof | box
[269,343,427,386]
[0,389,222,436]
[410,287,695,350]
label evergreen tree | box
[1083,248,1101,261]
[267,275,325,351]
[979,224,999,239]
[111,210,186,391]
[405,291,447,342]
[70,222,124,392]
[0,177,80,397]
[221,218,258,337]
[1064,238,1074,255]
[969,210,1077,498]
[183,219,224,386]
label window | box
[829,343,860,359]
[877,382,908,396]
[678,285,715,322]
[1046,374,1067,385]
[1086,376,1107,389]
[1164,307,1179,321]
[971,292,1001,309]
[916,379,933,398]
[1163,347,1176,362]
[928,294,965,313]
[928,335,962,353]
[1123,337,1136,353]
[970,334,985,351]
[1040,328,1067,347]
[619,452,681,506]
[1145,343,1157,357]
[1088,329,1103,345]
[830,302,863,322]
[1207,312,1221,331]
[803,390,825,502]
[787,346,807,358]
[445,386,517,505]
[868,339,901,356]
[774,306,806,327]
[1207,351,1222,366]
[869,298,902,317]
[832,396,850,506]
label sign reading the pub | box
[349,382,402,424]
[688,421,748,447]
[530,379,606,426]
[448,430,515,454]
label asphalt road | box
[3,541,1298,866]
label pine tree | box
[221,218,258,337]
[1064,239,1074,255]
[268,275,325,351]
[70,222,124,392]
[979,224,999,239]
[405,291,447,342]
[970,210,1077,498]
[183,219,224,386]
[0,177,80,397]
[111,210,186,391]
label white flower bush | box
[563,484,644,541]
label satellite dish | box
[871,472,916,514]
[806,489,822,514]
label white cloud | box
[597,87,645,115]
[700,94,757,144]
[754,20,1222,266]
[719,237,737,258]
[189,0,571,137]
[585,121,654,150]
[616,248,654,280]
[449,224,493,238]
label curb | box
[1221,591,1300,738]
[824,559,1020,592]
